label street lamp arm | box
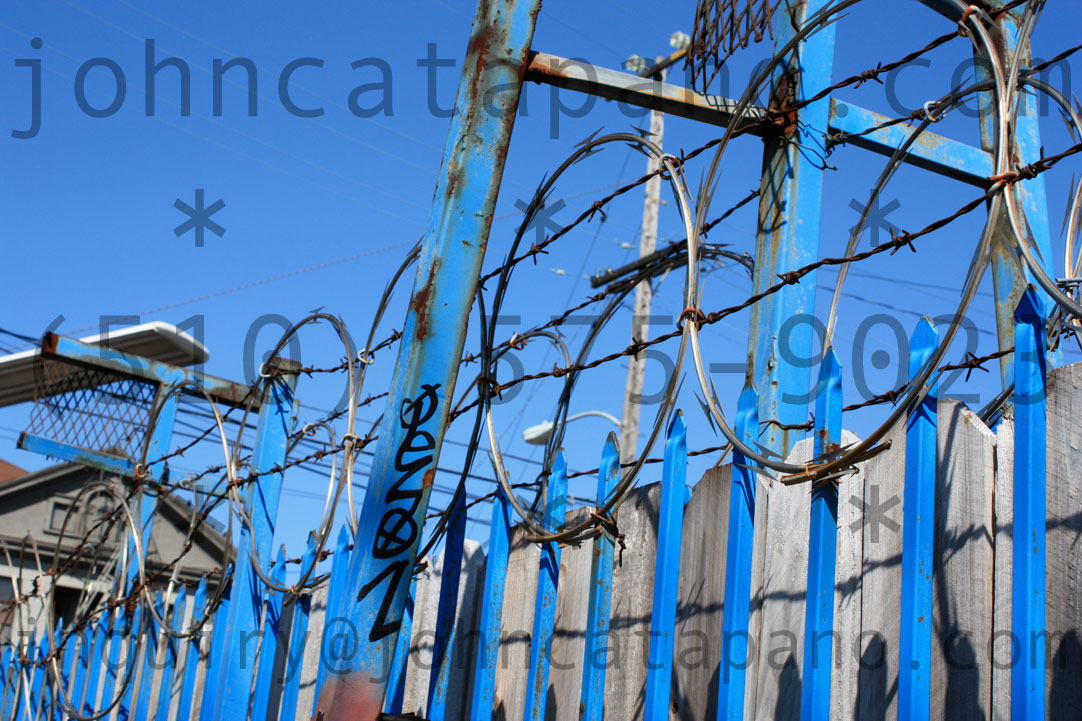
[565,410,621,427]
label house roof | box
[0,458,26,486]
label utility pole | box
[616,33,688,467]
[618,72,664,468]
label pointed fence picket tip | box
[818,346,842,386]
[666,409,687,440]
[910,316,938,353]
[1014,284,1045,324]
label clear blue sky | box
[1,0,1079,576]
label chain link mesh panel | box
[27,357,158,462]
[686,0,780,93]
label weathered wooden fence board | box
[547,508,593,721]
[832,430,865,721]
[493,524,540,721]
[857,417,905,721]
[931,399,995,721]
[605,482,661,721]
[1043,363,1082,720]
[672,465,728,721]
[752,440,812,721]
[992,416,1013,721]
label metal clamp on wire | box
[356,350,374,366]
[922,100,944,123]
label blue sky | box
[1,0,1079,577]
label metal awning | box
[0,321,209,409]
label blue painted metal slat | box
[278,535,317,721]
[315,526,352,696]
[99,612,125,717]
[384,578,417,717]
[801,349,842,721]
[154,586,187,721]
[1012,288,1047,719]
[524,452,569,721]
[132,594,163,721]
[82,612,108,715]
[250,548,286,721]
[644,413,687,720]
[174,578,207,721]
[28,636,47,721]
[214,362,298,720]
[0,646,13,719]
[56,619,76,721]
[469,482,513,721]
[716,382,759,721]
[118,605,143,719]
[11,638,35,721]
[579,433,620,721]
[427,489,468,721]
[197,571,231,721]
[67,619,91,714]
[898,318,938,721]
[312,2,541,716]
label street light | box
[522,410,621,445]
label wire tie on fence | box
[508,333,526,351]
[678,307,707,330]
[341,432,362,447]
[133,463,148,480]
[357,350,375,366]
[478,375,504,397]
[922,100,944,123]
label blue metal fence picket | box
[0,645,12,719]
[716,382,759,721]
[197,572,231,721]
[81,611,108,716]
[469,481,512,721]
[1013,288,1047,719]
[277,533,317,721]
[524,451,569,721]
[250,549,286,721]
[802,348,842,721]
[644,412,687,720]
[173,578,207,721]
[428,487,468,721]
[132,593,162,721]
[579,433,620,721]
[154,585,187,721]
[315,526,351,696]
[384,577,417,716]
[898,318,938,721]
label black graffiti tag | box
[359,383,441,642]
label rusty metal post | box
[310,1,541,718]
[746,0,837,457]
[972,3,1059,385]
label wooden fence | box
[3,360,1081,720]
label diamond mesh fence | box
[686,0,780,93]
[27,356,159,462]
